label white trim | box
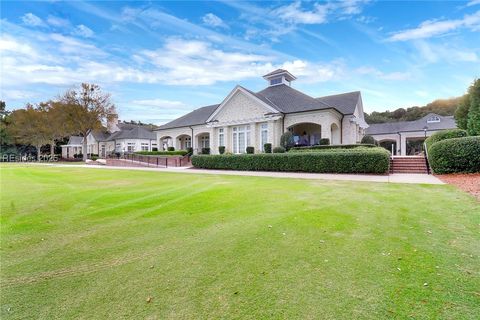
[207,115,282,128]
[206,85,280,123]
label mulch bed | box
[436,173,480,201]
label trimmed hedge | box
[290,143,377,152]
[167,147,175,151]
[192,148,390,174]
[201,147,210,155]
[218,146,225,154]
[361,135,376,145]
[425,129,468,152]
[273,146,286,153]
[429,136,480,174]
[246,146,255,154]
[135,150,188,156]
[319,138,330,145]
[264,143,272,153]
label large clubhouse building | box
[155,69,369,154]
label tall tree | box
[0,101,12,147]
[7,105,51,159]
[60,83,116,160]
[467,79,480,136]
[454,95,470,130]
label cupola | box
[263,69,296,87]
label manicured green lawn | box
[1,165,479,319]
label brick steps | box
[390,157,428,174]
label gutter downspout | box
[340,114,344,144]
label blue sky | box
[1,0,479,124]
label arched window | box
[427,116,440,123]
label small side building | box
[366,113,457,156]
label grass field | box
[1,165,479,319]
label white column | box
[249,122,257,152]
[400,134,407,156]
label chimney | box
[107,114,120,133]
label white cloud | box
[389,10,480,41]
[46,15,71,28]
[202,13,228,29]
[413,41,478,64]
[271,0,369,25]
[355,66,412,81]
[467,0,480,7]
[131,99,187,109]
[272,2,329,24]
[21,13,44,27]
[74,24,94,38]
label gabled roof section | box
[90,130,109,141]
[206,85,280,122]
[157,104,219,130]
[366,114,457,135]
[315,91,360,115]
[108,126,156,140]
[256,84,333,114]
[66,136,83,145]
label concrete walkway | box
[18,163,444,185]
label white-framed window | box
[200,136,209,148]
[116,143,121,151]
[185,137,192,149]
[232,125,250,154]
[427,116,440,123]
[127,142,135,152]
[218,128,225,147]
[260,123,268,151]
[270,77,282,85]
[141,143,149,151]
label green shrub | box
[246,146,254,154]
[135,150,188,156]
[425,129,468,152]
[290,144,376,152]
[201,147,210,155]
[319,138,330,145]
[186,147,193,155]
[90,156,98,161]
[429,136,480,174]
[167,147,175,151]
[152,147,158,151]
[218,146,225,154]
[361,135,376,145]
[273,146,286,153]
[191,148,390,174]
[280,132,294,150]
[264,143,272,153]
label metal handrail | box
[423,142,431,175]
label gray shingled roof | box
[263,69,288,77]
[107,126,156,140]
[157,104,219,130]
[90,130,109,141]
[156,84,361,130]
[316,91,360,115]
[366,114,457,135]
[67,136,83,145]
[256,84,333,113]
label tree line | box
[1,83,116,161]
[364,97,462,124]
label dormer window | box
[427,116,440,123]
[270,77,282,85]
